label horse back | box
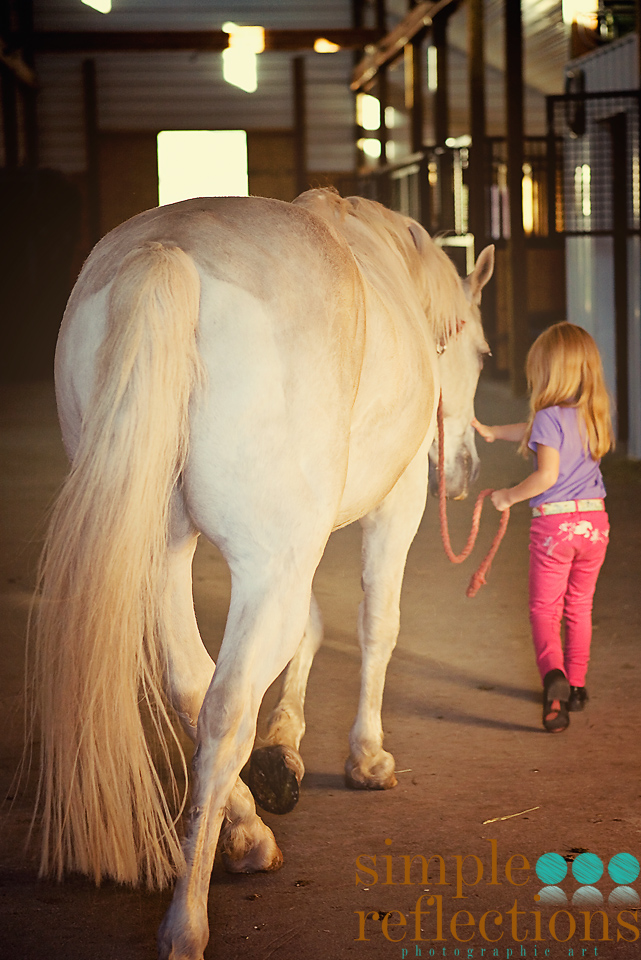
[58,197,365,424]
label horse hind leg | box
[246,592,323,814]
[161,527,214,739]
[346,440,429,790]
[158,562,320,960]
[161,525,282,875]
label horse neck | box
[342,228,420,317]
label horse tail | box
[31,241,205,889]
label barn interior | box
[1,0,640,451]
[1,4,641,960]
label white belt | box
[532,498,605,518]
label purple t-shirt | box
[527,405,606,507]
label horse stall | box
[2,3,641,960]
[556,33,641,458]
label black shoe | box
[542,669,570,733]
[568,686,589,712]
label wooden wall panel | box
[247,130,297,202]
[98,130,159,235]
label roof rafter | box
[351,0,460,91]
[33,27,384,55]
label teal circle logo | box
[608,853,640,884]
[572,852,603,884]
[536,852,568,885]
[535,850,638,908]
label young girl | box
[472,323,614,733]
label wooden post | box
[82,59,101,245]
[433,12,453,232]
[504,0,528,395]
[378,65,389,170]
[0,65,18,168]
[433,14,449,147]
[609,112,629,443]
[410,33,425,154]
[375,0,389,173]
[637,0,641,89]
[0,0,18,169]
[468,0,486,254]
[351,0,364,175]
[19,0,39,167]
[292,56,308,196]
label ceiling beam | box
[33,27,383,55]
[350,0,459,91]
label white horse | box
[32,188,493,960]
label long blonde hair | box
[520,322,614,460]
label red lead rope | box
[437,394,510,597]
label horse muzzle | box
[428,447,479,500]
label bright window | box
[157,130,249,206]
[356,94,381,131]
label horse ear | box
[466,244,495,303]
[408,221,428,253]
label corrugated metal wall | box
[33,1,355,176]
[36,51,355,175]
[34,55,86,173]
[427,44,549,139]
[566,33,639,91]
[306,54,354,172]
[34,0,351,32]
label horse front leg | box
[247,592,323,814]
[346,441,429,790]
[157,571,316,960]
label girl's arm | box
[471,418,528,443]
[490,444,560,511]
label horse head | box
[427,245,494,500]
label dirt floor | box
[1,376,640,960]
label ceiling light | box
[222,22,265,53]
[314,38,341,53]
[562,0,598,26]
[82,0,112,12]
[221,22,264,93]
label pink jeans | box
[529,510,609,687]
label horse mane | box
[294,188,469,349]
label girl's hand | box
[471,417,495,442]
[491,488,512,511]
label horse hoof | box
[221,840,284,874]
[220,815,284,874]
[344,755,397,791]
[246,745,304,815]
